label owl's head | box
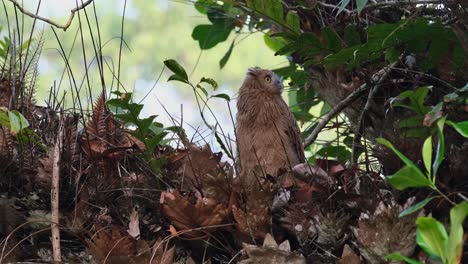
[243,68,284,94]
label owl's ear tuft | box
[247,67,260,76]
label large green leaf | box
[446,202,468,264]
[192,23,234,49]
[416,217,448,260]
[446,120,468,138]
[387,166,433,190]
[8,110,30,135]
[376,138,426,177]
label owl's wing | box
[287,111,306,163]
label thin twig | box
[7,0,94,31]
[51,118,64,262]
[351,61,399,163]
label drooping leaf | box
[219,40,234,69]
[399,196,437,217]
[200,77,218,90]
[211,93,231,101]
[376,138,426,178]
[192,23,234,49]
[416,217,448,260]
[446,120,468,138]
[164,59,188,82]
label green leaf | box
[446,202,468,264]
[168,74,190,84]
[316,145,351,162]
[200,77,218,90]
[192,23,233,49]
[215,132,233,159]
[219,40,234,69]
[0,111,9,126]
[376,138,425,176]
[422,136,432,176]
[8,110,30,135]
[385,253,423,264]
[211,93,230,101]
[432,117,446,178]
[385,47,400,63]
[265,0,283,23]
[344,25,361,46]
[164,59,188,81]
[356,0,369,13]
[322,26,342,53]
[416,217,448,259]
[446,120,468,138]
[286,11,300,34]
[387,166,433,190]
[275,42,298,55]
[399,196,437,217]
[337,0,351,14]
[264,34,288,53]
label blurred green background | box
[1,0,287,146]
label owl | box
[236,68,305,180]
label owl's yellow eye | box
[264,76,272,83]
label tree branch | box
[303,83,370,149]
[303,62,397,149]
[7,0,94,31]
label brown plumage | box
[236,68,305,180]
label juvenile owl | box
[236,68,305,180]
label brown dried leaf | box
[339,244,361,264]
[239,234,305,264]
[87,225,137,263]
[231,183,275,241]
[351,201,421,263]
[35,149,54,188]
[167,144,223,191]
[160,190,229,239]
[127,208,140,239]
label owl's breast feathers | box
[236,90,305,177]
